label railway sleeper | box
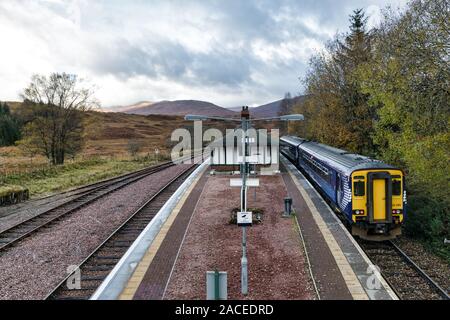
[89,260,118,266]
[82,265,114,271]
[52,296,88,301]
[93,255,122,259]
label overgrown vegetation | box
[0,154,169,197]
[0,107,185,201]
[0,185,29,206]
[291,0,449,259]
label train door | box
[367,172,392,223]
[373,179,386,220]
[336,173,343,205]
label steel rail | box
[389,241,449,300]
[45,164,198,300]
[8,160,175,206]
[0,162,175,252]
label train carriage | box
[280,136,406,241]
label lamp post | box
[185,108,303,296]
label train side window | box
[353,181,365,196]
[392,180,401,195]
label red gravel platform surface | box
[163,175,316,300]
[282,169,352,299]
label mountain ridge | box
[113,96,307,118]
[120,99,237,117]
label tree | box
[293,0,449,256]
[356,0,449,249]
[279,92,292,116]
[127,140,143,158]
[279,92,292,135]
[295,9,376,155]
[0,102,21,146]
[20,73,99,165]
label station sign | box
[230,178,260,187]
[237,212,252,227]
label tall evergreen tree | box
[296,9,376,155]
[0,102,21,146]
[337,9,376,155]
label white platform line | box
[91,160,209,300]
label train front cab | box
[351,169,404,240]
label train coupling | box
[374,224,388,234]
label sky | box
[0,0,407,108]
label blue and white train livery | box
[281,136,406,241]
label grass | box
[0,154,169,198]
[1,104,233,200]
[1,106,188,198]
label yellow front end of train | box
[351,169,404,239]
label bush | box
[405,194,449,260]
[0,185,29,206]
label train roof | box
[301,141,397,174]
[280,136,307,146]
[281,136,397,174]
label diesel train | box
[280,136,406,241]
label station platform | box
[91,157,397,300]
[281,155,397,300]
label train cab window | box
[353,180,365,196]
[392,180,402,195]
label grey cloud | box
[92,37,256,88]
[0,0,406,106]
[189,50,254,86]
[87,0,335,90]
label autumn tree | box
[294,9,376,154]
[293,0,449,256]
[356,0,449,248]
[20,73,99,165]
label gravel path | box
[0,164,191,300]
[164,175,316,300]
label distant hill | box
[250,100,283,118]
[122,100,237,117]
[110,96,308,118]
[250,95,307,118]
[227,106,245,112]
[115,101,154,113]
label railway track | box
[34,161,176,201]
[0,161,176,252]
[358,240,450,300]
[45,164,198,300]
[282,156,449,300]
